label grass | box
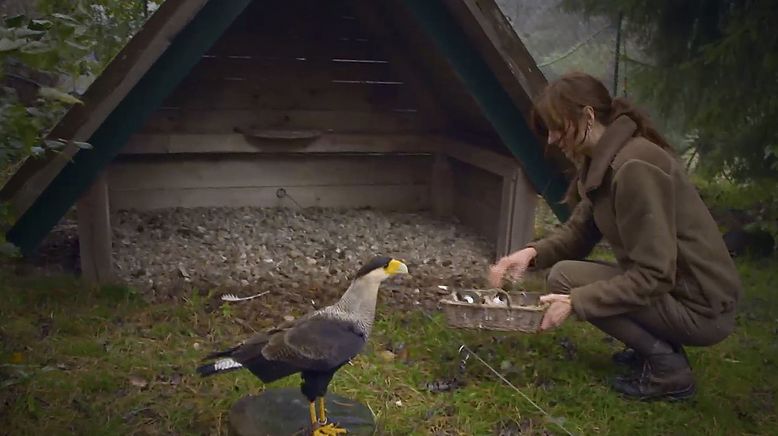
[1,257,777,435]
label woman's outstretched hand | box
[488,247,537,288]
[539,293,572,331]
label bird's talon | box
[312,423,348,436]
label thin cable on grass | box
[365,401,377,420]
[458,344,573,436]
[423,313,575,436]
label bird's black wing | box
[197,316,312,382]
[262,316,366,371]
[201,315,299,362]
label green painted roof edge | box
[400,0,571,221]
[6,0,254,256]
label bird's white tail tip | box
[214,358,243,371]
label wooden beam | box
[107,155,433,191]
[139,108,431,134]
[183,55,403,83]
[164,77,421,112]
[109,185,429,211]
[508,168,538,253]
[495,167,537,259]
[437,137,517,177]
[496,169,517,258]
[120,133,440,154]
[77,173,113,284]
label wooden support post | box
[508,168,537,254]
[77,173,113,284]
[495,167,537,259]
[496,171,517,259]
[430,153,454,218]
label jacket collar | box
[581,115,638,193]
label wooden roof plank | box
[5,0,254,255]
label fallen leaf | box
[10,352,23,364]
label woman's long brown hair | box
[530,71,675,204]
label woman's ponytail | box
[609,97,675,153]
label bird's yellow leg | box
[309,401,317,426]
[311,398,347,436]
[318,397,327,423]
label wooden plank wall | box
[451,160,503,244]
[108,154,432,211]
[138,0,447,135]
[108,0,449,211]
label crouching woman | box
[489,72,742,401]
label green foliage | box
[695,175,778,237]
[0,0,158,250]
[563,0,778,182]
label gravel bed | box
[106,207,496,310]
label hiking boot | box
[676,345,692,369]
[612,348,643,368]
[613,364,643,384]
[611,351,696,401]
[611,348,645,384]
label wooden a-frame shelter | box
[0,0,572,283]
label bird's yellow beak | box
[385,259,409,275]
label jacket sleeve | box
[526,198,602,269]
[570,160,677,320]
